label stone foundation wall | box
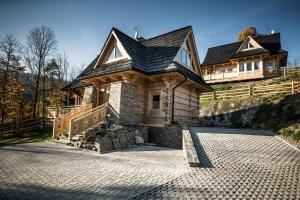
[148,125,182,149]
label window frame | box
[239,63,245,72]
[254,61,260,70]
[152,95,160,109]
[106,43,124,64]
[246,62,252,71]
[175,41,193,69]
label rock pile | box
[73,122,148,153]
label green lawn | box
[0,127,52,145]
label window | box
[107,44,122,61]
[239,63,244,72]
[247,62,252,71]
[254,61,260,70]
[267,62,273,72]
[247,42,254,49]
[220,69,226,73]
[227,68,233,72]
[182,49,187,65]
[175,41,193,68]
[152,95,160,109]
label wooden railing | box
[0,118,42,137]
[200,80,299,101]
[52,104,92,138]
[203,70,265,83]
[203,71,238,81]
[69,103,108,140]
[46,105,83,119]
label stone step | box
[71,134,84,141]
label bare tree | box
[69,63,85,81]
[25,26,57,120]
[55,52,69,87]
[0,34,22,124]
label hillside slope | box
[199,74,300,144]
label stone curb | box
[182,128,200,167]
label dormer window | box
[175,41,193,68]
[246,42,254,49]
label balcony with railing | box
[203,70,264,84]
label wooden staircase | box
[52,103,108,143]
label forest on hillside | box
[0,26,83,125]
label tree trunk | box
[1,54,10,124]
[32,75,40,119]
[42,67,46,128]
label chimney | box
[271,27,276,34]
[133,27,138,39]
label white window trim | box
[236,36,264,53]
[147,91,162,113]
[94,30,131,69]
[175,41,193,69]
[238,60,262,76]
[105,42,127,64]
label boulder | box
[119,135,127,148]
[110,131,117,139]
[135,136,144,144]
[110,125,123,132]
[112,138,121,149]
[94,134,113,153]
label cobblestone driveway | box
[0,127,299,200]
[135,127,300,199]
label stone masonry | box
[108,82,139,125]
[82,86,97,106]
[148,125,182,149]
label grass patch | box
[278,123,300,142]
[0,126,52,145]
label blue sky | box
[1,0,300,68]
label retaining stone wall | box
[148,125,182,149]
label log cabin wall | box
[144,80,166,125]
[134,81,146,124]
[174,85,199,124]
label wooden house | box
[53,26,212,142]
[201,33,288,84]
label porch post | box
[67,91,70,113]
[237,62,240,76]
[260,60,263,75]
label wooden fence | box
[200,80,299,101]
[0,118,43,137]
[281,66,300,76]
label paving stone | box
[0,127,299,199]
[133,127,300,199]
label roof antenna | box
[133,27,139,39]
[271,26,276,34]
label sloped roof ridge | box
[207,41,242,50]
[143,25,192,42]
[112,27,146,47]
[208,32,281,50]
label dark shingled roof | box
[65,26,211,91]
[201,33,287,66]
